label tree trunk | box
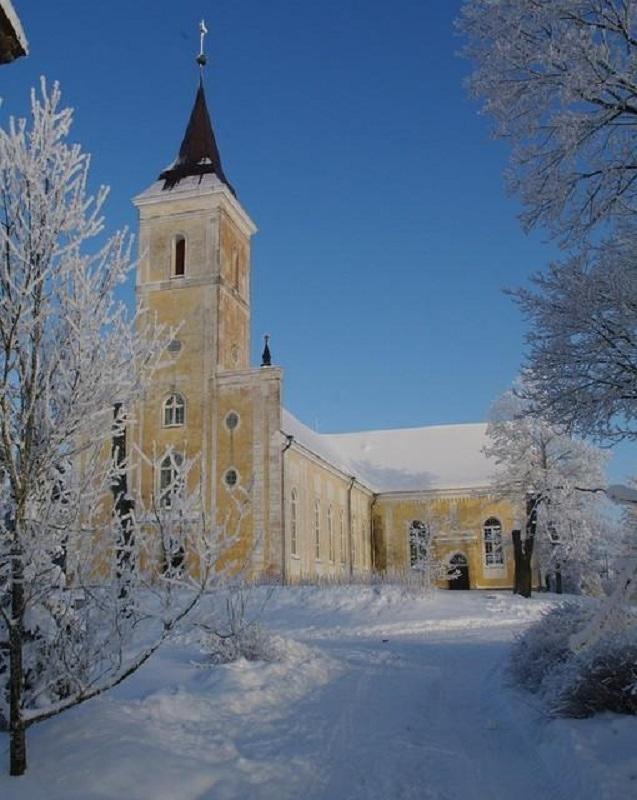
[112,404,134,606]
[511,494,538,598]
[9,544,26,776]
[512,530,534,597]
[512,528,523,595]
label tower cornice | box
[133,178,257,238]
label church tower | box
[132,37,284,578]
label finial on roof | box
[261,334,272,367]
[196,19,208,71]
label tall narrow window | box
[340,510,346,564]
[328,506,334,562]
[232,249,240,290]
[174,235,186,277]
[290,489,298,557]
[361,520,367,568]
[159,452,184,509]
[351,513,357,565]
[409,520,429,569]
[163,394,185,427]
[314,499,321,560]
[483,517,504,566]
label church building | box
[131,57,519,590]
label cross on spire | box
[196,19,208,70]
[158,17,235,193]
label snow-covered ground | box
[1,587,635,799]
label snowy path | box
[256,594,561,800]
[1,587,634,799]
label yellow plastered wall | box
[218,212,250,370]
[284,448,374,581]
[376,493,519,588]
[215,368,283,580]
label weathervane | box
[196,19,208,70]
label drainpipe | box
[280,434,294,585]
[370,493,379,572]
[347,475,356,578]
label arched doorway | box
[448,553,470,590]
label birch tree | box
[0,81,237,776]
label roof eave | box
[0,0,28,64]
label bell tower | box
[131,24,284,579]
[134,76,255,376]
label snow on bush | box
[202,623,283,665]
[510,602,591,693]
[510,601,637,717]
[544,628,637,718]
[199,586,282,664]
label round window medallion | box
[225,411,239,431]
[224,468,238,488]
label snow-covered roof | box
[281,409,494,493]
[0,0,28,63]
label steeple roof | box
[159,80,235,194]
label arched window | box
[158,452,184,509]
[327,506,334,562]
[409,520,429,569]
[483,517,504,566]
[339,510,346,564]
[163,394,185,427]
[290,489,298,557]
[314,499,321,559]
[174,235,186,277]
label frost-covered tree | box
[0,82,240,776]
[571,482,637,650]
[459,0,637,243]
[513,225,637,442]
[407,518,449,590]
[485,388,608,597]
[459,1,637,441]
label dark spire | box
[159,80,235,193]
[261,334,272,367]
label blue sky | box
[3,1,634,483]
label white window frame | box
[328,505,334,562]
[351,513,357,565]
[158,451,184,510]
[163,393,185,427]
[290,488,298,557]
[360,520,366,568]
[483,517,505,568]
[314,498,321,560]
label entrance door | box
[448,553,470,590]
